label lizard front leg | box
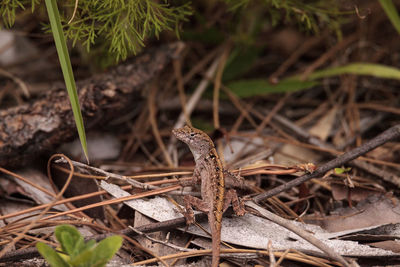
[223,170,244,188]
[183,195,209,225]
[223,189,246,216]
[179,168,202,187]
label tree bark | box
[0,42,184,167]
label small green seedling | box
[37,224,122,267]
[334,167,352,174]
[335,166,354,188]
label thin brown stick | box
[0,184,132,221]
[269,34,324,83]
[0,154,74,258]
[173,59,191,127]
[56,158,160,190]
[231,101,249,132]
[246,107,400,169]
[173,54,221,130]
[148,83,174,166]
[0,67,30,97]
[356,102,400,115]
[0,43,184,168]
[213,45,231,129]
[301,34,358,79]
[43,184,181,221]
[253,124,400,202]
[228,93,290,166]
[122,234,170,267]
[132,248,338,267]
[0,207,207,263]
[67,0,79,24]
[246,201,350,267]
[182,45,223,84]
[221,86,258,129]
[0,167,55,197]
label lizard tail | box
[212,240,220,267]
[211,226,221,267]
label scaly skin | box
[173,125,225,267]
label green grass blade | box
[225,62,400,97]
[306,63,400,80]
[379,0,400,35]
[44,0,89,163]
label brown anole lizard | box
[173,125,245,267]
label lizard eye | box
[190,133,195,137]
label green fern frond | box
[1,0,350,66]
[2,0,191,65]
[1,0,24,27]
[59,0,191,63]
[224,0,345,33]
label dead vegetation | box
[1,1,400,266]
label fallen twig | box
[0,42,185,167]
[253,124,400,203]
[0,211,208,263]
[245,201,351,267]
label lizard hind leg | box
[183,195,210,225]
[223,189,246,216]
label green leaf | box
[306,63,400,80]
[334,167,351,174]
[379,0,400,35]
[71,236,86,259]
[226,78,318,97]
[82,239,96,251]
[90,236,123,267]
[223,60,400,99]
[334,168,344,174]
[55,225,82,255]
[36,242,70,267]
[60,231,76,256]
[70,238,96,264]
[44,0,89,163]
[69,246,94,266]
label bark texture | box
[0,42,184,167]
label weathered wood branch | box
[252,124,400,203]
[0,43,184,167]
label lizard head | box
[172,125,215,160]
